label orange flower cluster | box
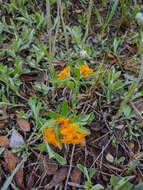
[78,65,93,77]
[43,117,87,147]
[57,66,70,79]
[57,117,87,144]
[43,128,60,147]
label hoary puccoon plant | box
[39,63,95,163]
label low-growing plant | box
[77,164,104,190]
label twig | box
[90,135,114,169]
[130,101,143,122]
[64,144,75,190]
[67,182,85,189]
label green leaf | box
[121,102,131,118]
[61,100,68,117]
[110,175,133,190]
[110,175,120,188]
[113,81,124,91]
[38,143,46,151]
[90,184,104,190]
[46,112,60,119]
[36,40,50,60]
[53,151,67,165]
[77,164,90,182]
[134,183,143,190]
[89,168,96,179]
[74,68,80,81]
[104,0,119,29]
[115,178,133,190]
[0,147,5,155]
[127,82,136,97]
[85,181,92,189]
[77,112,94,124]
[131,91,143,100]
[113,71,121,81]
[126,153,143,174]
[45,142,66,165]
[95,5,103,25]
[45,142,55,158]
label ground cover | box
[0,0,143,189]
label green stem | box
[60,0,71,61]
[82,0,93,47]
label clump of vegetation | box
[1,0,143,189]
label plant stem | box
[60,0,71,61]
[82,0,93,47]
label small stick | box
[64,144,75,190]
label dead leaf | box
[3,149,24,188]
[125,44,136,55]
[70,168,81,190]
[0,136,9,147]
[75,9,82,13]
[37,71,47,83]
[77,94,88,100]
[0,107,8,120]
[114,126,125,142]
[46,167,68,189]
[0,122,5,128]
[106,163,122,172]
[57,60,66,67]
[98,8,103,12]
[90,121,104,132]
[20,72,39,82]
[128,142,135,149]
[80,138,86,148]
[17,117,30,132]
[39,155,58,175]
[107,53,116,60]
[10,129,25,148]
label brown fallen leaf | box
[39,155,58,175]
[46,167,68,189]
[20,72,39,82]
[0,107,8,121]
[107,53,116,60]
[17,117,30,132]
[3,149,24,189]
[0,122,5,128]
[36,71,48,83]
[0,136,9,147]
[57,60,66,67]
[70,168,81,190]
[0,107,8,128]
[90,121,104,132]
[75,9,82,13]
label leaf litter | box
[16,117,30,132]
[10,129,25,148]
[3,149,24,189]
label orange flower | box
[43,117,88,147]
[57,66,70,79]
[43,128,60,147]
[78,65,93,77]
[57,117,70,125]
[57,117,87,144]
